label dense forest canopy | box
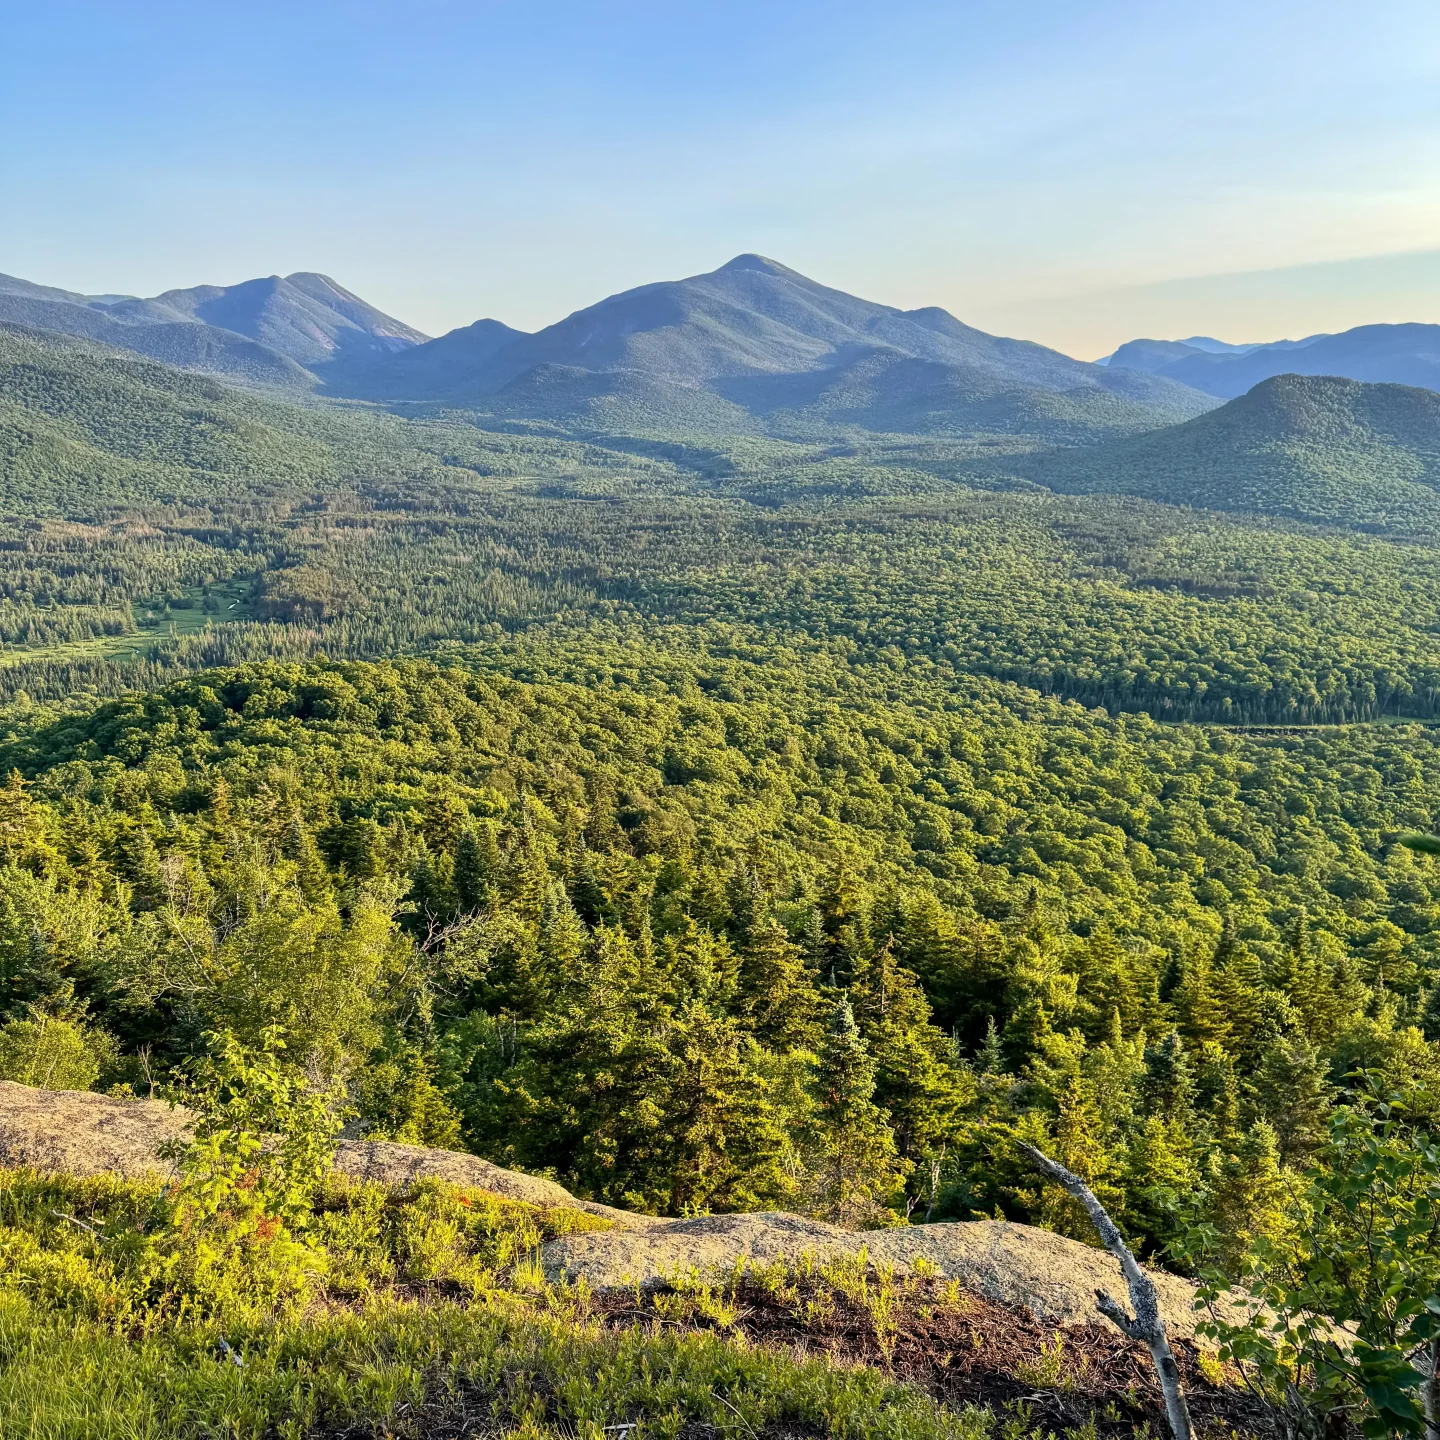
[6,312,1440,1263]
[6,651,1440,1246]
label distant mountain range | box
[9,307,1440,538]
[10,255,1440,456]
[0,258,1215,442]
[1102,322,1440,398]
[334,253,1224,441]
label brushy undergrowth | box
[0,1027,1244,1437]
[0,1288,994,1440]
[0,1164,1004,1440]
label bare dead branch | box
[1016,1140,1193,1440]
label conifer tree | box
[976,1015,1005,1074]
[582,775,624,851]
[849,940,967,1168]
[1172,953,1231,1047]
[803,997,906,1225]
[118,821,165,910]
[281,810,330,902]
[405,850,450,932]
[1420,985,1440,1044]
[1072,927,1143,1040]
[727,863,770,947]
[662,919,739,1010]
[818,859,870,985]
[1269,910,1309,996]
[1202,1119,1295,1269]
[1253,1034,1334,1161]
[735,918,823,1051]
[536,882,587,1004]
[1140,1031,1196,1123]
[651,1006,795,1215]
[568,844,611,927]
[453,826,499,915]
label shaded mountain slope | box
[0,271,427,390]
[739,346,1209,441]
[368,253,1208,401]
[0,288,312,389]
[1,257,1216,442]
[337,314,528,400]
[1028,373,1440,531]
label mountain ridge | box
[333,254,1217,440]
[0,270,428,390]
[1105,321,1440,396]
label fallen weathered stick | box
[1016,1141,1193,1440]
[49,1209,104,1240]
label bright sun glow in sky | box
[4,0,1440,357]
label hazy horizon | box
[12,244,1440,364]
[4,0,1439,358]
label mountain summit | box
[1028,373,1440,532]
[337,255,1214,438]
[113,272,428,369]
[0,255,1218,440]
[0,271,427,388]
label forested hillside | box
[5,651,1440,1241]
[1030,374,1440,533]
[9,290,1440,1437]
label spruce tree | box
[653,1006,795,1215]
[454,826,499,915]
[118,821,165,910]
[1254,1034,1334,1161]
[1203,1120,1295,1269]
[736,918,823,1051]
[568,845,611,927]
[727,863,770,947]
[1421,985,1440,1044]
[803,997,907,1225]
[976,1015,1005,1074]
[537,881,587,1003]
[849,940,967,1167]
[1158,952,1185,1005]
[582,774,624,852]
[818,859,871,985]
[281,810,330,902]
[1140,1031,1196,1122]
[1172,953,1231,1047]
[1072,927,1142,1040]
[405,850,450,932]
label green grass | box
[0,576,257,670]
[0,1165,1007,1440]
[0,1294,991,1440]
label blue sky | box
[3,0,1440,355]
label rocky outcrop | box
[538,1210,1210,1335]
[0,1079,192,1180]
[0,1081,1208,1333]
[0,1079,645,1224]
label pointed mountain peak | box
[284,272,358,302]
[715,254,799,278]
